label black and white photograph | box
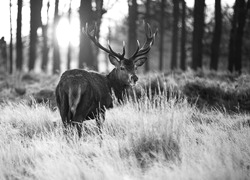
[0,0,250,179]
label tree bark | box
[180,0,186,71]
[228,0,250,73]
[95,0,104,42]
[128,0,138,57]
[16,0,23,71]
[41,2,50,72]
[94,0,105,68]
[228,0,238,72]
[159,0,165,71]
[192,0,205,70]
[235,0,249,73]
[171,0,179,70]
[9,0,13,74]
[144,0,150,72]
[29,0,42,71]
[79,0,96,70]
[53,0,61,74]
[210,0,222,71]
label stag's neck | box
[107,69,129,101]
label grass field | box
[0,70,249,180]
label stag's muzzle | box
[129,74,138,86]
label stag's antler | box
[129,22,158,60]
[84,23,125,60]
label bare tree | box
[9,0,13,74]
[210,0,222,71]
[128,0,138,57]
[16,0,23,71]
[159,0,165,71]
[180,0,186,71]
[29,0,43,71]
[53,0,61,74]
[192,0,205,70]
[171,0,179,70]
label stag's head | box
[85,22,157,86]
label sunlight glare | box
[56,17,79,47]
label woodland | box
[0,0,250,179]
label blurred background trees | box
[0,0,250,75]
[29,0,42,71]
[16,0,23,71]
[52,0,60,74]
[192,0,205,70]
[210,0,222,71]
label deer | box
[55,22,157,136]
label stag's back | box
[56,69,113,123]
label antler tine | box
[142,21,152,38]
[151,28,158,46]
[129,23,157,60]
[121,41,126,57]
[146,23,152,37]
[84,23,111,54]
[84,23,125,59]
[108,41,125,59]
[130,40,140,59]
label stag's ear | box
[109,54,120,67]
[134,57,147,67]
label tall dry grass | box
[0,89,249,179]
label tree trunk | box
[228,0,250,73]
[180,0,186,71]
[67,0,72,69]
[29,0,42,71]
[79,0,96,70]
[16,0,23,71]
[95,0,104,41]
[171,0,179,70]
[144,0,151,72]
[9,0,13,74]
[159,0,165,71]
[53,0,61,74]
[41,2,50,72]
[128,0,138,57]
[235,0,249,73]
[228,0,238,72]
[192,0,205,70]
[94,0,105,69]
[210,0,222,71]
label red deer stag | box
[55,23,157,136]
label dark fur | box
[55,69,129,135]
